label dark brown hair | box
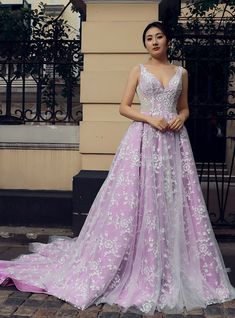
[142,21,172,48]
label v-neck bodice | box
[141,64,180,91]
[136,63,183,118]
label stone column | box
[80,0,158,170]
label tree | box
[0,2,82,122]
[169,0,235,79]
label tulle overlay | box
[0,63,235,315]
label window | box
[44,5,64,17]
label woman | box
[0,21,235,316]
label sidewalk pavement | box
[0,241,235,318]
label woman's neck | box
[147,56,170,66]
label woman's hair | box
[142,21,172,48]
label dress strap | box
[137,64,143,88]
[178,65,183,82]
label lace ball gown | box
[0,63,235,316]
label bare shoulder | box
[180,66,188,76]
[127,64,141,85]
[128,64,141,77]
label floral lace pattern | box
[0,63,235,315]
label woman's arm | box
[119,65,169,132]
[119,65,150,123]
[168,67,190,131]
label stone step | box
[0,189,73,227]
[198,175,235,183]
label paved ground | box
[0,241,235,317]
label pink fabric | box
[0,63,235,315]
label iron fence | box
[169,20,235,226]
[0,39,83,124]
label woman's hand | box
[167,115,185,132]
[147,116,169,132]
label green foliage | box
[186,0,235,16]
[0,2,80,110]
[185,0,235,23]
[0,2,76,41]
[0,7,31,41]
[170,0,235,40]
[186,0,221,16]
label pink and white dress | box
[0,63,235,315]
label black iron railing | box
[0,39,83,124]
[169,21,235,227]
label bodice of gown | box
[136,64,183,118]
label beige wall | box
[0,125,80,190]
[80,1,158,170]
[0,149,81,190]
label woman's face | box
[144,27,169,57]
